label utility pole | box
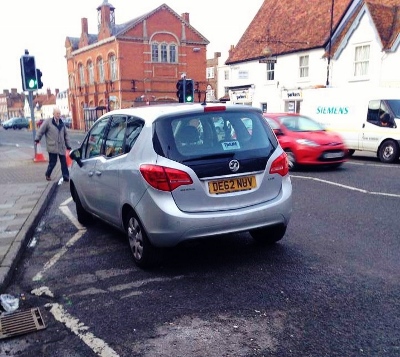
[326,0,335,87]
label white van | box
[300,87,400,163]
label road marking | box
[59,205,86,230]
[108,275,185,292]
[59,196,86,230]
[32,230,86,281]
[291,175,400,198]
[31,286,54,298]
[31,287,119,356]
[61,197,73,206]
[46,302,120,357]
[347,161,400,169]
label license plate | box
[208,176,256,194]
[324,152,344,159]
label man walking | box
[35,107,72,182]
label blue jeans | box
[46,153,69,179]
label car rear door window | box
[104,115,127,157]
[81,117,110,159]
[126,117,144,152]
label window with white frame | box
[170,45,177,63]
[97,58,105,83]
[88,61,94,85]
[224,70,229,80]
[206,67,215,79]
[161,43,168,63]
[266,61,275,81]
[151,42,178,63]
[152,43,159,62]
[238,70,249,79]
[109,54,117,81]
[69,75,75,90]
[79,64,85,86]
[299,55,309,78]
[354,44,370,77]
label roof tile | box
[226,0,400,64]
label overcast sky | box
[0,0,263,93]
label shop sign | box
[229,88,254,103]
[282,89,302,100]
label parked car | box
[69,103,293,268]
[2,117,30,130]
[263,113,348,170]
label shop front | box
[229,85,255,105]
[282,89,303,113]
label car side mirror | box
[274,128,283,136]
[70,148,83,167]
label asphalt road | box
[1,132,400,357]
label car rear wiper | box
[181,152,235,162]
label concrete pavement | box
[0,143,61,291]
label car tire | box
[285,149,297,170]
[73,186,93,224]
[125,210,160,268]
[378,140,399,163]
[250,224,287,244]
[347,149,355,156]
[12,125,17,130]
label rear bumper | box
[135,176,293,247]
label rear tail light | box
[140,164,193,191]
[269,152,289,176]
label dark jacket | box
[35,118,71,155]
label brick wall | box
[67,5,208,130]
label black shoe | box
[46,176,51,181]
[63,177,70,182]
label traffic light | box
[185,79,194,103]
[20,55,38,91]
[36,69,43,89]
[176,79,184,103]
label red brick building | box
[65,1,209,130]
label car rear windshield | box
[153,110,278,161]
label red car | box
[263,113,348,170]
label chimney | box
[11,88,17,94]
[47,89,51,99]
[55,89,59,95]
[101,5,111,27]
[3,90,9,95]
[81,18,88,35]
[181,13,190,23]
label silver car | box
[69,103,292,268]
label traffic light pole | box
[182,77,186,103]
[28,91,37,156]
[21,50,42,157]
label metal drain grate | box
[0,308,46,339]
